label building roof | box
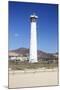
[30,13,38,18]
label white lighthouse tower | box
[29,13,38,63]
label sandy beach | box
[8,68,58,88]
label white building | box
[9,51,29,62]
[29,13,38,63]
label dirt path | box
[9,68,58,88]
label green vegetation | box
[9,60,58,70]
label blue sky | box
[9,1,58,53]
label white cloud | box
[14,33,19,37]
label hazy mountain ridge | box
[9,48,57,59]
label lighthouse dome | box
[30,13,38,22]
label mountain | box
[10,48,29,56]
[9,48,56,59]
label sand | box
[8,68,58,88]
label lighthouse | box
[29,13,38,63]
